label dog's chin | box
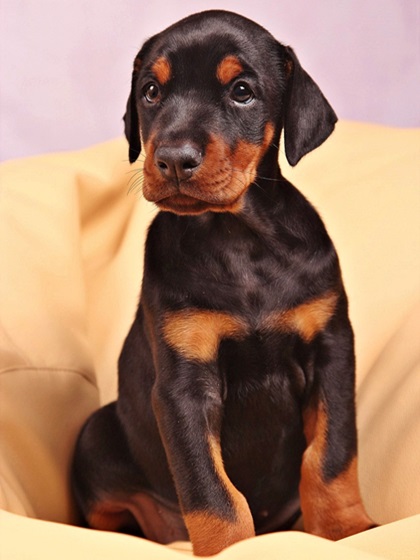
[155,193,245,216]
[156,194,211,215]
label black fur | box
[72,10,374,556]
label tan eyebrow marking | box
[152,56,172,84]
[216,55,244,85]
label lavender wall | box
[1,0,419,161]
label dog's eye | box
[231,82,254,104]
[143,82,160,104]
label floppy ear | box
[123,58,142,164]
[282,47,337,166]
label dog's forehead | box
[156,40,247,85]
[141,12,278,83]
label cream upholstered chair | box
[1,121,419,559]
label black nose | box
[154,144,203,182]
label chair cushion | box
[1,122,419,557]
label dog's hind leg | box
[72,402,187,544]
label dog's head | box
[124,10,337,215]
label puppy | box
[72,10,375,556]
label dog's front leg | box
[151,312,255,556]
[152,361,254,556]
[300,314,375,539]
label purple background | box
[1,0,419,161]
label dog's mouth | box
[156,192,244,215]
[141,127,276,216]
[158,194,211,214]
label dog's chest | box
[157,222,337,370]
[188,224,326,322]
[205,246,282,313]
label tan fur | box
[264,291,339,342]
[141,123,275,215]
[300,404,373,539]
[216,55,244,84]
[152,57,172,84]
[184,435,254,556]
[162,310,247,362]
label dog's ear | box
[123,56,142,164]
[282,47,337,166]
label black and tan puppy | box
[72,10,375,556]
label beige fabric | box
[1,509,419,560]
[281,122,420,526]
[0,510,380,559]
[1,121,419,557]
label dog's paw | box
[185,500,255,556]
[308,506,377,541]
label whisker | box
[121,152,147,165]
[127,171,143,184]
[227,167,280,204]
[127,176,145,196]
[125,166,145,177]
[254,174,279,182]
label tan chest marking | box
[263,291,339,343]
[162,291,338,362]
[162,310,247,362]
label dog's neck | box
[232,151,289,235]
[189,173,290,248]
[168,147,297,243]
